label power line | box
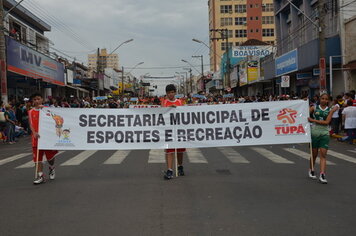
[21,0,94,50]
[125,64,213,70]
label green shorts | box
[311,134,330,149]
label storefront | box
[6,36,65,100]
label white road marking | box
[61,150,97,166]
[104,151,130,164]
[284,148,335,165]
[16,151,65,169]
[217,147,249,163]
[187,149,208,163]
[0,153,31,166]
[328,150,356,164]
[251,147,294,164]
[148,149,165,163]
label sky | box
[20,0,210,78]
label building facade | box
[2,0,65,101]
[208,0,276,72]
[259,0,346,97]
[87,49,119,78]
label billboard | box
[232,45,274,58]
[239,61,247,86]
[275,49,298,77]
[6,36,65,86]
[247,57,260,83]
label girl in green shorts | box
[308,93,337,184]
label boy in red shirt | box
[29,93,58,185]
[162,84,185,179]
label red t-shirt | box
[162,99,183,107]
[28,108,40,147]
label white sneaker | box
[33,175,45,185]
[308,170,317,180]
[319,173,328,184]
[49,168,56,180]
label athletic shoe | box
[319,173,328,184]
[178,166,185,176]
[308,170,317,180]
[49,168,56,180]
[33,175,45,185]
[164,169,173,180]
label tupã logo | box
[277,108,297,124]
[275,108,305,135]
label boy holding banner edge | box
[162,84,186,180]
[29,93,58,185]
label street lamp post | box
[97,39,134,96]
[121,62,144,95]
[175,72,187,95]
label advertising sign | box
[319,58,326,91]
[247,57,260,83]
[39,101,310,150]
[230,66,238,88]
[6,37,65,86]
[232,46,274,58]
[275,49,298,77]
[239,61,248,86]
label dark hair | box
[166,84,176,93]
[336,95,342,99]
[30,93,42,100]
[347,100,353,106]
[320,93,329,99]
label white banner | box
[129,105,161,108]
[38,101,310,150]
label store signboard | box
[275,49,298,77]
[6,36,65,86]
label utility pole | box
[210,28,230,89]
[189,68,192,94]
[96,48,100,96]
[0,0,8,103]
[121,66,124,96]
[318,0,326,93]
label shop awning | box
[66,85,90,93]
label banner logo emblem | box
[277,108,297,124]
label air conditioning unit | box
[262,3,266,7]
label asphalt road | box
[0,136,356,236]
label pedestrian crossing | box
[1,147,356,169]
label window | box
[235,29,247,38]
[250,29,254,33]
[262,28,274,37]
[262,3,274,12]
[220,17,233,26]
[250,17,253,20]
[256,16,259,20]
[235,4,246,13]
[256,29,259,32]
[227,30,233,38]
[262,16,274,24]
[235,17,247,25]
[221,42,233,51]
[250,4,253,8]
[220,5,232,13]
